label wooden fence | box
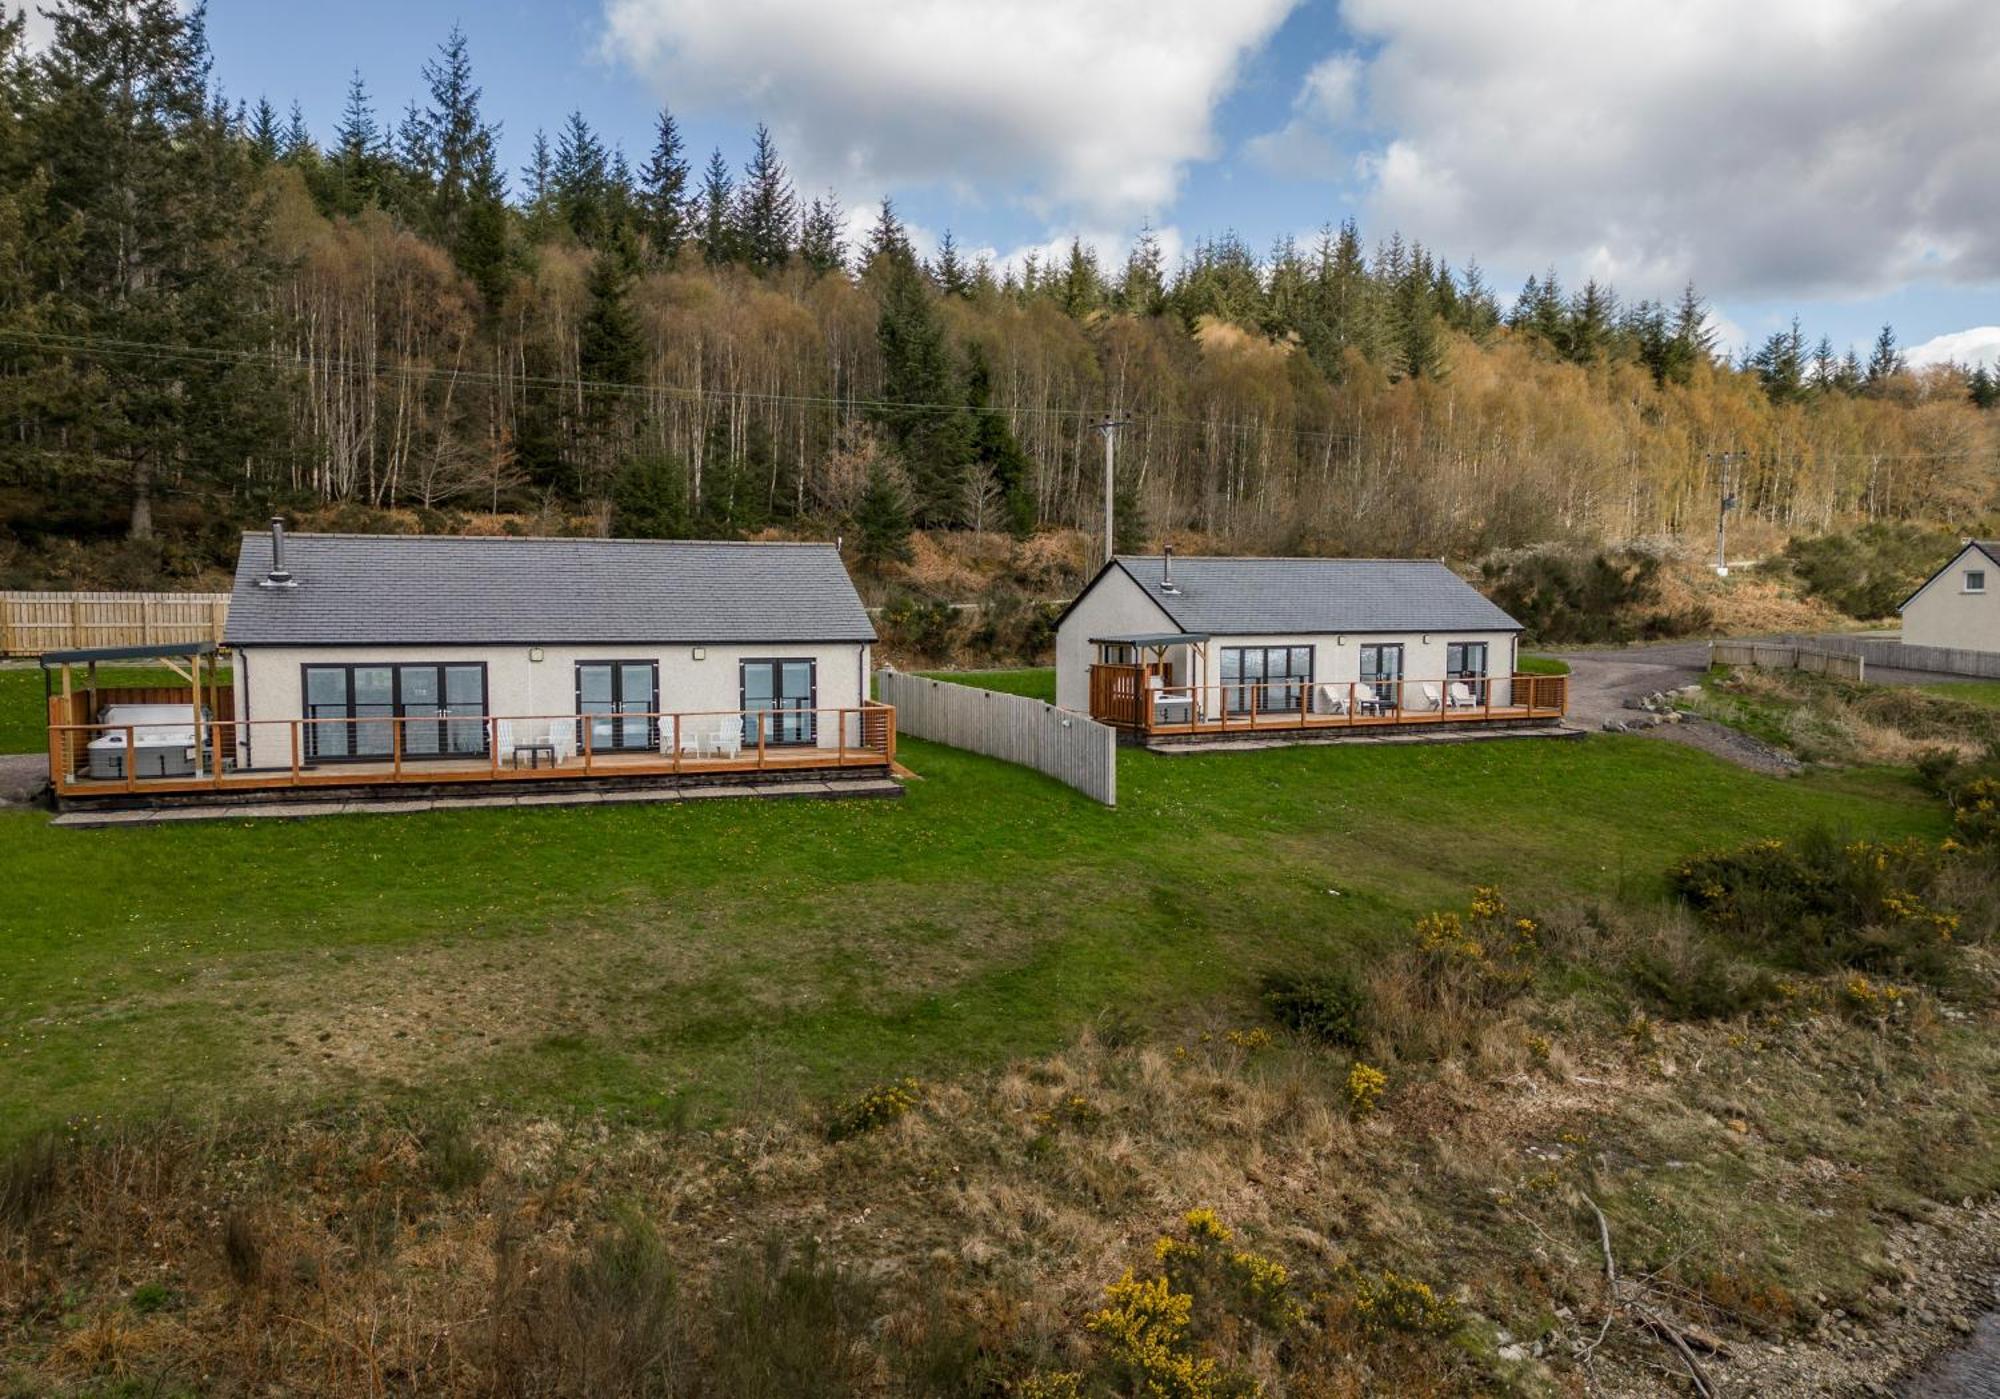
[1807,635,2000,681]
[878,670,1116,807]
[1710,640,1866,682]
[2,592,231,657]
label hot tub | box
[87,704,203,780]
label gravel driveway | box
[1552,639,1803,775]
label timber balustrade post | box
[489,716,499,777]
[673,714,682,774]
[584,719,594,774]
[291,721,301,782]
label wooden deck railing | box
[47,699,897,799]
[1085,665,1567,736]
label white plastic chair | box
[546,717,576,762]
[711,720,745,760]
[1355,682,1382,715]
[495,719,519,763]
[1315,683,1348,715]
[1419,683,1444,711]
[1448,681,1479,709]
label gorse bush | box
[1261,967,1367,1047]
[1669,831,1963,981]
[826,1078,921,1142]
[1783,522,1963,619]
[1480,545,1713,644]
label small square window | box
[1967,570,1987,594]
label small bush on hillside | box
[1669,831,1962,981]
[1783,522,1962,619]
[1262,968,1367,1047]
[0,1131,60,1232]
[826,1078,921,1142]
[880,594,961,662]
[707,1239,878,1399]
[1625,929,1782,1021]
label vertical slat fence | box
[2,591,231,656]
[879,671,1116,807]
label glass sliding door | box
[301,663,488,763]
[576,661,658,753]
[1445,642,1488,706]
[1221,645,1313,715]
[741,659,817,746]
[1359,644,1404,712]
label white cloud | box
[1251,1,2000,302]
[1244,53,1363,180]
[985,225,1186,282]
[1908,326,2000,371]
[600,0,1297,221]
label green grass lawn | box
[917,666,1058,703]
[0,663,232,755]
[0,695,1944,1146]
[1517,654,1571,676]
[1918,679,2000,709]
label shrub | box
[826,1078,921,1142]
[1085,1269,1227,1399]
[1480,545,1712,644]
[420,1109,490,1194]
[1345,1063,1388,1119]
[1783,522,1961,619]
[1153,1208,1305,1334]
[0,1131,60,1233]
[1349,1269,1460,1339]
[1669,831,1962,981]
[1261,968,1367,1047]
[1625,922,1782,1021]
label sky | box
[70,0,2000,368]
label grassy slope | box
[917,667,1058,703]
[1920,679,2000,710]
[0,703,1940,1145]
[0,664,232,755]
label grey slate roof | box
[224,533,876,646]
[1105,555,1522,635]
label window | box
[576,661,659,753]
[742,659,817,746]
[1220,645,1313,714]
[1098,642,1137,665]
[302,663,487,762]
[1967,570,1986,594]
[1359,643,1405,711]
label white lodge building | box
[1054,554,1559,739]
[1900,541,2000,654]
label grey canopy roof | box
[224,533,876,646]
[1099,555,1523,635]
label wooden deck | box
[46,691,896,806]
[1087,666,1567,742]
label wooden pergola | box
[40,640,223,779]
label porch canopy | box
[41,640,223,776]
[1089,631,1208,648]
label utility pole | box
[1096,415,1131,567]
[1706,450,1743,577]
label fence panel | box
[1,591,231,657]
[878,671,1116,807]
[1710,640,1866,682]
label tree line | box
[1,0,1994,587]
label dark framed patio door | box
[576,661,658,752]
[1359,643,1404,711]
[302,663,487,762]
[741,659,816,746]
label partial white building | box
[1899,541,2000,653]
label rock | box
[1498,1343,1529,1363]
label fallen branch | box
[1581,1193,1720,1399]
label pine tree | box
[520,129,556,237]
[328,70,383,215]
[860,197,911,279]
[611,454,690,538]
[418,25,500,253]
[1751,318,1808,403]
[1565,279,1615,363]
[1057,237,1104,317]
[798,190,847,276]
[965,346,1034,536]
[246,95,280,164]
[1810,335,1837,393]
[575,224,645,486]
[932,230,969,298]
[1119,224,1165,316]
[853,460,914,570]
[1968,364,1999,411]
[735,123,794,273]
[1660,282,1714,385]
[552,110,608,246]
[698,146,736,264]
[31,0,284,538]
[874,256,970,526]
[281,99,315,163]
[637,106,690,264]
[1865,323,1904,388]
[1454,257,1498,341]
[456,144,510,307]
